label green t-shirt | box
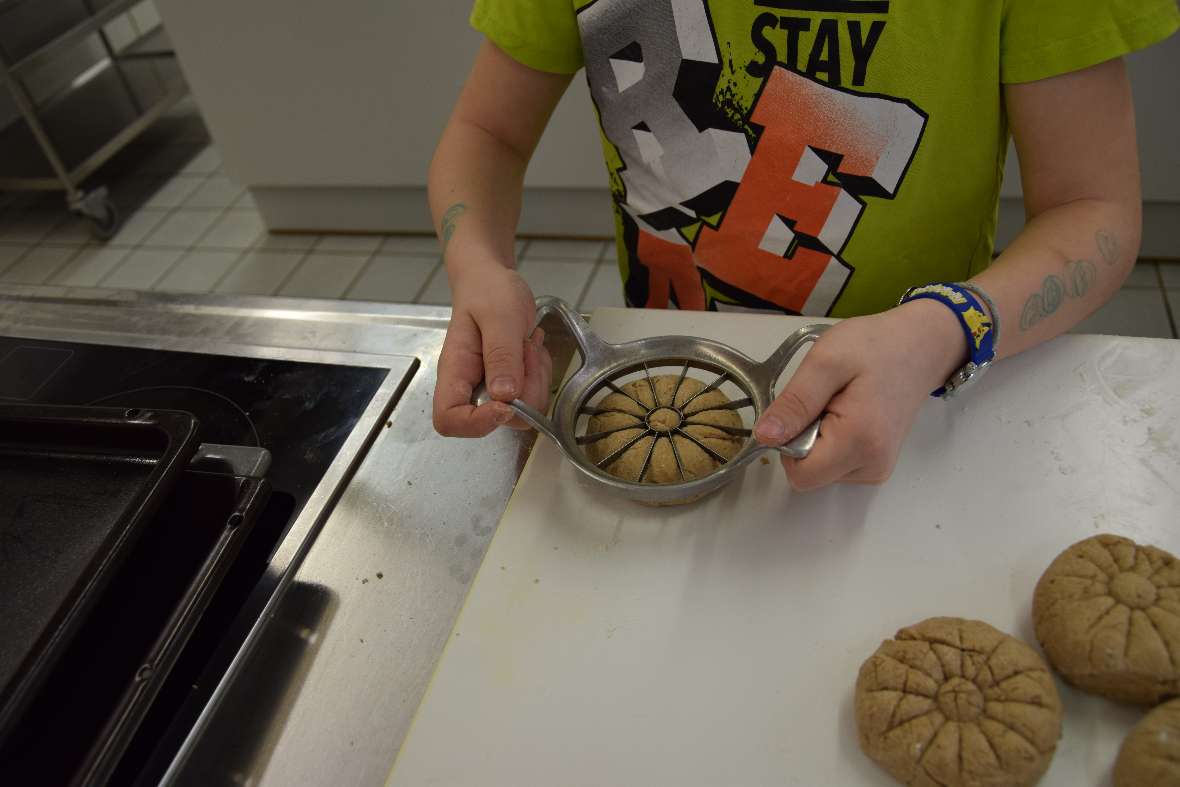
[472,0,1179,316]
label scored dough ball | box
[1114,697,1180,787]
[583,375,744,485]
[855,617,1063,787]
[1032,534,1180,705]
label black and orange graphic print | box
[578,0,928,315]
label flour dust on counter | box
[389,308,1180,787]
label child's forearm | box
[970,197,1141,360]
[967,59,1144,362]
[428,119,528,275]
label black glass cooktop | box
[0,335,393,785]
[0,336,390,520]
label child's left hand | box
[753,300,968,490]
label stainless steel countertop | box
[0,285,536,787]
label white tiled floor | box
[155,250,242,292]
[107,208,170,247]
[198,211,266,249]
[198,208,263,248]
[524,239,608,260]
[580,260,628,311]
[1160,264,1180,289]
[142,209,221,248]
[1072,282,1174,339]
[180,145,221,176]
[213,249,303,296]
[0,245,79,285]
[1122,262,1163,288]
[184,175,245,210]
[0,210,64,243]
[253,232,319,251]
[143,174,203,209]
[0,100,1176,338]
[234,190,258,211]
[344,254,437,302]
[51,247,130,288]
[416,265,455,307]
[0,244,29,275]
[516,257,599,308]
[315,234,383,255]
[44,216,97,246]
[1067,262,1177,339]
[380,235,442,255]
[277,253,368,299]
[101,248,185,289]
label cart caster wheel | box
[83,197,121,241]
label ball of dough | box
[1114,697,1180,787]
[1032,534,1180,705]
[855,617,1063,787]
[583,375,744,485]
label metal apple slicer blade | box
[473,297,828,505]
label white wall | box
[157,0,609,233]
[155,0,603,188]
[157,0,1180,250]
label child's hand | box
[753,300,966,490]
[433,262,552,437]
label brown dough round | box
[1114,697,1180,787]
[855,617,1063,787]
[583,375,744,485]
[1032,534,1180,705]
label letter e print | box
[696,68,927,314]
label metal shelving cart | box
[0,0,188,238]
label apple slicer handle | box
[756,323,831,460]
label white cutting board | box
[390,309,1180,787]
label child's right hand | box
[432,261,553,437]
